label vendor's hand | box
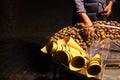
[102,6,112,17]
[102,1,113,17]
[84,26,95,38]
[84,22,95,37]
[79,13,95,37]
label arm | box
[80,13,95,37]
[80,13,93,27]
[74,0,93,27]
[74,0,94,37]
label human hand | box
[102,1,113,17]
[84,22,95,37]
[102,6,112,17]
[79,13,95,37]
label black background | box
[0,0,120,80]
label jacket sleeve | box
[74,0,87,14]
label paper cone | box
[69,56,89,71]
[51,44,82,64]
[57,38,66,45]
[87,54,101,76]
[67,45,89,71]
[46,41,83,64]
[86,71,97,78]
[52,51,72,64]
[40,42,58,54]
[40,45,48,53]
[91,54,101,61]
[46,42,58,53]
[63,37,85,53]
[46,42,68,53]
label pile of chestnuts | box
[49,20,120,50]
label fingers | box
[84,27,95,38]
[105,11,111,17]
[91,28,95,37]
[102,7,111,17]
[89,28,95,39]
[85,28,90,36]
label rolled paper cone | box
[46,40,89,68]
[46,42,58,53]
[40,38,68,54]
[49,42,89,67]
[52,51,72,64]
[46,41,83,64]
[69,56,89,71]
[40,41,64,54]
[40,45,48,53]
[46,41,80,54]
[79,51,88,58]
[64,44,89,71]
[56,37,88,57]
[65,45,89,68]
[40,36,88,55]
[66,46,79,56]
[46,42,67,53]
[63,37,86,53]
[60,40,88,59]
[57,38,66,45]
[87,61,101,75]
[91,54,101,61]
[46,41,82,55]
[85,70,97,78]
[87,54,101,76]
[69,62,86,73]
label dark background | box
[0,0,120,80]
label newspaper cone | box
[86,54,101,77]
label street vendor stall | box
[41,20,120,80]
